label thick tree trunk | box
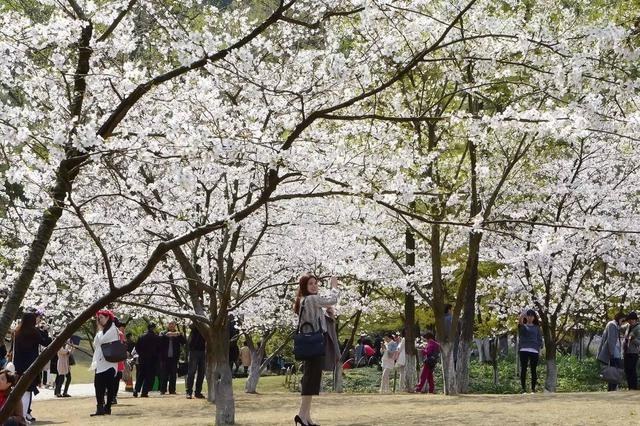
[455,338,473,393]
[205,326,235,425]
[404,354,417,392]
[244,350,262,394]
[545,344,557,392]
[206,349,217,402]
[440,341,457,395]
[207,322,236,426]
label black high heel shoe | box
[294,415,308,426]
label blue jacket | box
[518,324,543,351]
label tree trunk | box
[404,354,417,392]
[244,350,262,394]
[0,23,94,340]
[455,338,473,393]
[333,362,343,393]
[205,326,235,425]
[545,344,557,392]
[404,229,418,392]
[440,341,458,395]
[456,232,481,394]
[205,349,217,402]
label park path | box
[35,379,186,400]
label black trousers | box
[186,351,205,395]
[625,353,639,390]
[519,351,539,391]
[54,373,71,395]
[160,357,179,393]
[110,371,122,402]
[94,368,116,408]
[134,360,156,395]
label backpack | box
[424,351,440,368]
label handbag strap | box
[296,298,323,334]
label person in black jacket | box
[186,323,206,399]
[13,311,51,422]
[133,323,160,397]
[158,321,186,395]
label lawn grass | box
[33,388,640,425]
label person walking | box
[90,310,119,416]
[518,309,543,393]
[159,321,186,395]
[54,339,74,397]
[415,331,440,394]
[186,323,206,399]
[12,311,50,423]
[134,323,160,398]
[239,341,251,375]
[293,274,339,426]
[597,312,625,391]
[379,333,397,394]
[621,312,640,390]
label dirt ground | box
[31,390,640,425]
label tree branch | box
[69,196,115,290]
[97,0,138,42]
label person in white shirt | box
[90,310,119,417]
[379,333,398,393]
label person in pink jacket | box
[415,331,440,394]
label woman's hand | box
[330,276,338,289]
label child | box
[0,369,27,425]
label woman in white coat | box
[90,310,119,416]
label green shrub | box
[316,354,608,394]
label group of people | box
[100,313,210,406]
[90,310,215,416]
[597,311,640,391]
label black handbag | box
[600,365,625,384]
[293,300,325,361]
[101,340,127,363]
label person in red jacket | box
[415,331,440,394]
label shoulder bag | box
[101,340,127,363]
[293,299,325,361]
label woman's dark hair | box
[14,312,40,346]
[444,304,452,314]
[0,369,17,388]
[293,275,318,314]
[102,318,114,333]
[423,331,435,340]
[614,312,626,322]
[524,309,540,326]
[384,332,395,339]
